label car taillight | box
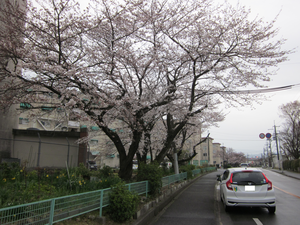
[267,180,272,191]
[226,173,233,190]
[262,173,273,191]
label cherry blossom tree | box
[224,148,246,166]
[0,0,292,180]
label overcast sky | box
[208,0,300,157]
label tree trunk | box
[118,157,133,181]
[100,122,143,181]
[118,129,143,180]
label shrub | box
[180,164,195,179]
[282,160,289,170]
[93,165,114,179]
[22,182,56,201]
[0,162,21,180]
[137,162,163,195]
[289,160,292,170]
[74,163,90,179]
[291,160,296,171]
[108,182,139,223]
[295,159,300,171]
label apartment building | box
[198,137,213,166]
[212,142,223,167]
[0,0,27,160]
[85,119,127,169]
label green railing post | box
[146,181,148,198]
[99,190,104,217]
[49,199,55,225]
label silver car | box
[217,168,276,213]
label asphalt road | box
[149,171,219,225]
[149,169,300,225]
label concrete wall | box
[12,129,81,168]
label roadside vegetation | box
[0,162,122,208]
[282,159,300,172]
[0,161,213,223]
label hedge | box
[283,159,300,171]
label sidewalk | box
[270,168,300,180]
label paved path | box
[270,168,300,180]
[149,171,219,225]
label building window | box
[57,108,65,113]
[193,160,199,166]
[40,120,51,128]
[42,106,54,111]
[90,126,100,131]
[203,153,207,156]
[106,154,115,158]
[90,139,98,145]
[43,92,54,98]
[19,118,29,124]
[20,103,32,109]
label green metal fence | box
[192,166,216,175]
[192,169,202,175]
[0,167,216,225]
[0,181,148,225]
[162,172,187,188]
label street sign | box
[266,133,272,139]
[259,133,265,139]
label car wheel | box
[268,206,276,214]
[223,197,231,212]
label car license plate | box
[245,186,255,191]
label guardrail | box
[0,167,216,225]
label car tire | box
[223,197,231,212]
[268,206,276,214]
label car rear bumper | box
[225,197,276,208]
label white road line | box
[253,218,263,225]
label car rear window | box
[240,163,249,167]
[232,171,267,185]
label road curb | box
[269,169,300,180]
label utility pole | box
[273,123,282,170]
[262,151,264,167]
[265,142,269,167]
[173,142,179,174]
[207,138,210,164]
[268,138,273,168]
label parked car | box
[87,161,97,171]
[133,160,138,170]
[160,161,172,169]
[217,167,276,213]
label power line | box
[219,83,300,94]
